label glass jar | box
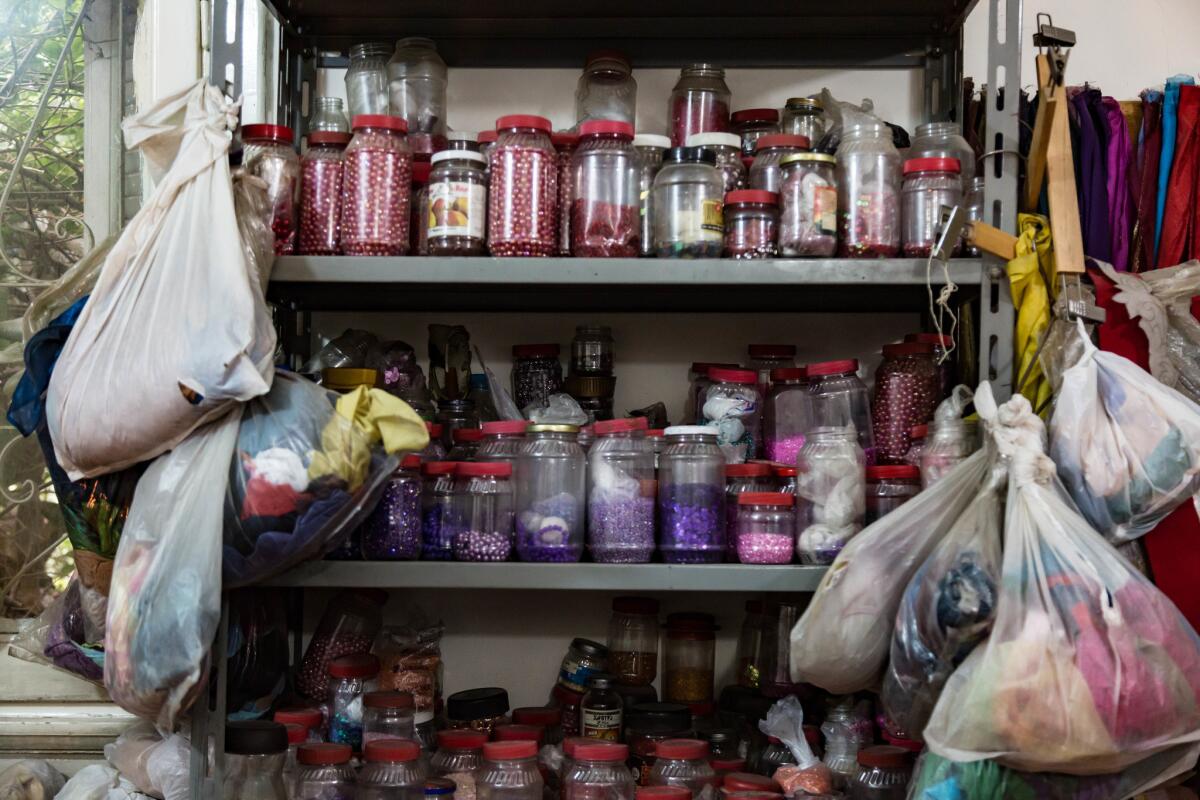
[488,115,557,257]
[778,153,837,257]
[781,97,825,144]
[432,729,488,778]
[909,121,976,191]
[920,417,974,488]
[663,614,716,704]
[572,325,614,375]
[648,739,717,795]
[796,428,865,566]
[328,653,380,748]
[448,688,510,735]
[864,466,921,524]
[587,417,655,565]
[476,420,530,464]
[748,135,810,195]
[963,176,984,256]
[242,124,300,255]
[652,147,725,258]
[905,332,955,400]
[570,120,640,257]
[686,133,746,194]
[295,743,355,800]
[558,637,610,694]
[806,360,875,463]
[387,37,448,160]
[575,51,637,126]
[702,367,762,463]
[581,675,625,741]
[848,746,911,800]
[658,426,726,563]
[724,463,773,559]
[224,721,289,800]
[275,707,323,744]
[870,342,940,464]
[360,739,428,800]
[310,96,350,133]
[512,344,563,412]
[900,157,963,257]
[298,131,350,256]
[757,737,796,777]
[606,596,659,687]
[438,399,479,449]
[633,135,670,258]
[564,742,635,800]
[731,109,781,160]
[362,455,423,560]
[342,114,413,256]
[297,589,385,700]
[447,131,480,152]
[448,427,484,461]
[554,132,580,256]
[477,741,543,800]
[363,691,417,745]
[836,123,901,257]
[427,150,488,256]
[449,462,515,562]
[747,344,796,397]
[627,705,693,786]
[759,601,805,697]
[479,130,497,165]
[345,42,391,118]
[735,493,795,565]
[669,64,731,147]
[723,190,778,260]
[904,424,927,467]
[515,425,586,562]
[735,600,766,689]
[512,706,565,745]
[421,461,458,561]
[764,368,811,466]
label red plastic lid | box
[274,707,322,729]
[857,745,911,768]
[803,725,821,747]
[731,108,780,124]
[755,134,810,151]
[726,463,771,478]
[456,461,513,478]
[710,758,746,771]
[513,343,560,358]
[595,416,650,435]
[401,454,422,470]
[453,427,484,443]
[436,729,488,750]
[646,429,665,438]
[297,743,352,766]
[412,161,432,183]
[363,691,415,709]
[422,461,458,476]
[806,359,859,377]
[612,595,660,615]
[910,424,929,438]
[585,49,631,67]
[308,131,351,147]
[725,189,778,206]
[496,114,551,133]
[638,788,691,800]
[426,422,444,436]
[242,123,293,143]
[493,724,546,744]
[725,793,784,800]
[772,465,798,477]
[749,344,797,358]
[904,156,960,174]
[867,465,921,481]
[478,129,498,143]
[579,120,635,139]
[655,739,708,760]
[576,742,629,761]
[512,706,563,726]
[687,701,715,718]
[708,367,757,385]
[352,114,408,132]
[364,738,422,763]
[724,773,781,792]
[882,341,935,357]
[482,420,529,435]
[906,332,955,347]
[562,736,590,758]
[284,723,307,744]
[328,653,380,679]
[737,491,794,506]
[770,367,806,382]
[484,740,538,760]
[881,729,925,753]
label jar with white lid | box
[651,146,725,258]
[633,134,670,258]
[242,124,300,255]
[731,109,781,159]
[295,743,356,800]
[701,367,762,463]
[449,462,515,562]
[900,157,963,257]
[723,190,778,260]
[686,132,746,194]
[782,97,825,144]
[341,114,413,256]
[345,42,391,118]
[836,122,901,257]
[359,738,429,800]
[575,51,637,126]
[778,152,838,257]
[570,120,640,257]
[488,114,557,257]
[587,417,655,564]
[387,37,448,160]
[668,64,731,147]
[735,493,795,565]
[515,424,586,563]
[428,149,488,256]
[748,134,811,195]
[658,426,726,564]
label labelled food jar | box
[341,114,413,256]
[428,150,488,256]
[361,455,423,560]
[359,738,428,800]
[387,37,448,159]
[702,368,762,464]
[723,190,779,260]
[900,157,963,258]
[658,426,726,564]
[242,123,300,255]
[421,461,458,561]
[328,653,381,748]
[748,134,811,195]
[663,613,717,704]
[570,120,641,257]
[298,130,349,255]
[652,147,725,259]
[731,109,781,159]
[515,424,587,563]
[488,115,558,257]
[781,97,825,144]
[576,50,637,127]
[633,134,670,258]
[836,123,901,257]
[864,465,921,524]
[686,132,747,194]
[669,64,731,147]
[588,417,656,564]
[778,153,837,257]
[648,739,717,796]
[607,596,660,687]
[763,367,811,466]
[477,741,544,800]
[870,342,940,465]
[296,743,356,800]
[363,691,417,745]
[476,420,530,465]
[559,637,610,694]
[448,687,510,735]
[450,462,515,562]
[512,343,563,412]
[806,359,875,463]
[581,674,625,741]
[735,493,795,565]
[796,427,865,566]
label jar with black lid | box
[447,687,510,736]
[625,703,693,785]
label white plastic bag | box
[47,80,276,480]
[104,724,189,800]
[54,766,138,800]
[758,696,834,795]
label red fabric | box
[1158,86,1200,267]
[1089,266,1150,365]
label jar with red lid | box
[296,743,355,800]
[806,360,875,463]
[450,461,515,561]
[864,466,920,524]
[328,653,381,748]
[477,420,530,464]
[747,344,796,397]
[479,130,498,164]
[685,363,737,425]
[724,463,773,557]
[411,160,432,255]
[297,589,385,700]
[570,121,640,257]
[905,332,955,400]
[341,114,413,256]
[870,342,939,464]
[669,64,731,147]
[362,455,423,560]
[553,687,586,738]
[588,417,655,563]
[275,707,323,744]
[565,742,636,800]
[432,729,488,777]
[427,149,488,256]
[637,788,690,800]
[359,738,428,800]
[778,153,837,257]
[848,746,911,800]
[494,724,547,746]
[513,706,565,745]
[686,133,747,194]
[512,343,563,412]
[735,493,795,565]
[663,614,716,704]
[772,465,797,495]
[748,135,811,195]
[900,157,963,257]
[648,739,717,795]
[723,772,781,795]
[764,367,811,466]
[626,704,693,785]
[298,131,349,255]
[477,740,544,800]
[423,423,449,461]
[702,368,762,463]
[242,124,300,255]
[722,190,778,260]
[362,690,417,745]
[607,596,659,687]
[836,123,901,257]
[731,109,781,159]
[489,115,558,257]
[447,426,484,461]
[421,461,459,560]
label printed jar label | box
[428,181,485,239]
[701,199,724,234]
[813,185,838,233]
[581,708,622,740]
[559,659,598,692]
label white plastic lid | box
[686,132,741,149]
[664,425,717,437]
[431,150,487,164]
[632,133,671,149]
[446,130,478,142]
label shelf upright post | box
[209,0,244,100]
[187,595,231,800]
[922,29,964,122]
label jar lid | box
[493,724,546,744]
[857,745,911,768]
[637,788,691,800]
[352,114,408,132]
[780,152,836,167]
[452,427,484,442]
[447,130,478,143]
[594,416,649,435]
[771,367,806,381]
[412,161,432,183]
[322,367,378,390]
[283,723,307,744]
[867,465,921,481]
[363,690,415,709]
[806,358,859,377]
[364,738,422,763]
[512,706,563,726]
[483,740,538,760]
[579,119,635,139]
[576,742,630,761]
[612,595,659,615]
[633,133,671,149]
[242,123,294,143]
[910,424,929,438]
[587,672,616,690]
[664,425,716,438]
[724,773,781,792]
[563,374,617,398]
[646,429,666,439]
[447,687,510,721]
[528,423,580,434]
[562,736,590,758]
[664,611,717,633]
[422,460,458,476]
[328,653,380,679]
[663,146,717,166]
[737,491,794,506]
[425,778,457,797]
[731,108,780,124]
[570,637,609,657]
[482,420,529,435]
[274,707,322,729]
[431,149,487,165]
[784,96,823,111]
[904,156,961,174]
[656,738,708,760]
[308,131,351,147]
[754,134,811,151]
[436,729,488,749]
[456,461,513,478]
[686,132,741,149]
[709,757,746,771]
[585,49,632,69]
[628,702,692,732]
[401,454,422,469]
[551,130,581,148]
[478,129,498,143]
[513,343,560,358]
[905,332,954,347]
[297,742,353,765]
[708,367,757,385]
[497,114,553,133]
[426,421,444,437]
[725,793,783,800]
[749,344,796,358]
[772,464,798,478]
[725,189,778,206]
[882,341,935,357]
[689,361,738,374]
[726,463,771,478]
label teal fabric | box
[1155,75,1195,261]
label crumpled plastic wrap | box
[0,760,66,800]
[103,724,189,800]
[758,696,834,795]
[525,393,589,427]
[55,765,139,800]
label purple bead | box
[658,483,726,564]
[453,530,513,561]
[588,495,655,564]
[361,473,422,559]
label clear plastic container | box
[778,153,837,257]
[900,157,963,257]
[570,120,640,257]
[488,115,558,257]
[477,741,544,800]
[345,42,391,118]
[822,703,863,791]
[298,131,350,256]
[658,426,726,564]
[576,51,637,126]
[870,342,940,464]
[723,771,780,794]
[588,417,656,563]
[387,37,448,160]
[421,462,458,561]
[735,493,795,565]
[963,176,984,256]
[806,360,875,464]
[555,132,581,256]
[633,135,670,258]
[606,596,659,687]
[476,420,529,465]
[735,600,766,689]
[427,150,488,256]
[512,706,565,745]
[904,424,928,467]
[447,688,511,735]
[572,325,615,376]
[295,743,355,800]
[702,367,762,463]
[663,614,716,704]
[363,691,417,745]
[361,455,423,560]
[748,134,811,195]
[511,343,563,412]
[565,742,636,800]
[242,124,300,255]
[515,425,586,563]
[309,96,350,133]
[328,653,381,749]
[796,428,865,565]
[438,399,479,449]
[774,464,798,495]
[652,147,725,258]
[447,427,484,461]
[431,729,488,777]
[848,746,911,800]
[685,363,737,426]
[723,190,778,260]
[864,466,921,524]
[297,589,385,700]
[920,417,974,488]
[686,132,746,194]
[781,97,825,144]
[763,368,811,466]
[669,64,731,147]
[731,109,781,160]
[836,123,901,257]
[412,161,432,257]
[449,462,515,562]
[747,344,796,397]
[224,722,289,800]
[724,463,773,560]
[341,114,413,256]
[360,739,429,800]
[479,130,497,165]
[909,121,975,191]
[648,739,717,795]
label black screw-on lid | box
[571,638,609,659]
[447,687,510,721]
[225,721,288,755]
[663,146,717,166]
[628,702,692,734]
[706,728,737,744]
[587,673,616,691]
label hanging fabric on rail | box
[1155,75,1195,262]
[1101,97,1134,270]
[1158,85,1200,268]
[1069,88,1112,263]
[1133,92,1163,273]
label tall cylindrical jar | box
[748,134,811,195]
[575,51,637,126]
[722,190,778,260]
[242,124,300,255]
[658,426,726,564]
[651,147,724,258]
[298,131,349,256]
[359,739,429,800]
[663,615,717,704]
[387,37,448,160]
[796,428,865,565]
[570,120,640,257]
[309,96,350,133]
[633,135,669,258]
[778,153,837,257]
[607,596,659,687]
[449,462,515,562]
[731,109,781,159]
[685,132,746,194]
[476,741,543,800]
[345,42,391,118]
[515,424,586,563]
[781,97,825,144]
[361,454,423,560]
[763,367,812,466]
[587,417,656,563]
[428,149,488,255]
[870,342,940,464]
[836,123,901,257]
[701,368,762,463]
[341,114,413,256]
[488,115,558,257]
[668,64,731,147]
[295,743,356,800]
[806,360,876,464]
[909,121,976,190]
[900,157,963,257]
[421,461,458,561]
[565,742,636,800]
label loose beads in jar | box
[723,190,778,260]
[488,115,558,257]
[242,124,300,255]
[340,115,413,256]
[571,200,639,257]
[870,342,940,465]
[298,132,350,255]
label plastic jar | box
[723,772,780,795]
[243,124,300,255]
[362,691,417,745]
[964,176,984,255]
[512,706,565,745]
[432,729,487,777]
[663,614,717,704]
[275,707,323,744]
[900,157,963,257]
[871,342,940,464]
[479,130,498,165]
[358,739,428,800]
[448,688,510,735]
[633,135,670,258]
[224,721,289,800]
[554,132,580,256]
[588,417,656,563]
[345,42,391,118]
[564,742,635,800]
[295,743,355,800]
[735,493,795,565]
[341,114,413,256]
[570,120,640,257]
[515,424,587,562]
[649,739,717,795]
[864,466,921,524]
[328,653,380,748]
[477,741,543,800]
[723,190,778,260]
[310,96,350,133]
[848,746,911,800]
[909,121,975,191]
[685,363,736,426]
[572,325,615,375]
[836,123,901,257]
[763,368,811,466]
[488,115,557,257]
[781,97,825,144]
[774,465,798,496]
[756,738,795,777]
[707,733,740,764]
[607,596,659,687]
[576,51,637,126]
[298,131,349,255]
[558,638,610,694]
[425,777,457,800]
[806,360,875,463]
[905,332,956,400]
[447,427,484,461]
[627,705,693,785]
[669,64,731,147]
[387,37,448,159]
[735,600,766,689]
[446,131,479,152]
[731,109,781,160]
[904,424,928,467]
[581,674,625,741]
[427,150,488,256]
[724,463,773,558]
[686,133,746,194]
[747,344,797,397]
[652,147,725,258]
[658,426,726,563]
[421,461,458,561]
[822,702,865,790]
[749,135,811,195]
[297,589,384,700]
[778,153,837,257]
[361,455,423,560]
[449,462,515,562]
[920,417,974,488]
[437,400,478,449]
[423,423,449,461]
[796,428,865,565]
[476,420,529,464]
[702,368,762,463]
[282,723,306,796]
[512,344,563,412]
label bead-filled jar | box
[328,653,381,749]
[421,461,459,561]
[648,739,717,795]
[575,51,637,126]
[796,428,866,565]
[361,454,423,559]
[781,97,825,144]
[515,424,586,563]
[298,131,349,255]
[633,134,670,258]
[341,114,413,256]
[763,367,811,465]
[905,332,956,400]
[476,741,543,800]
[702,367,762,463]
[570,120,640,257]
[724,463,774,559]
[651,147,724,258]
[588,417,656,563]
[242,124,300,255]
[870,342,940,464]
[359,739,428,800]
[565,742,636,800]
[722,190,778,259]
[778,153,837,257]
[488,115,558,257]
[345,42,391,118]
[900,157,962,257]
[607,596,659,687]
[658,426,726,564]
[836,123,901,257]
[736,493,795,565]
[748,134,811,195]
[663,614,717,704]
[669,64,731,147]
[686,132,747,194]
[427,150,488,256]
[387,37,448,160]
[806,359,876,464]
[731,109,781,159]
[295,743,355,800]
[363,691,417,745]
[554,132,580,256]
[511,343,563,412]
[864,466,921,524]
[309,96,350,133]
[476,420,529,465]
[297,589,384,701]
[449,462,515,562]
[223,721,290,800]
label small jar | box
[512,344,563,412]
[476,420,530,464]
[559,638,610,694]
[663,614,716,704]
[735,600,767,689]
[421,461,458,561]
[515,425,586,563]
[648,739,717,796]
[450,462,515,562]
[309,96,350,133]
[731,109,781,160]
[806,359,876,463]
[909,121,976,191]
[964,176,984,255]
[554,131,580,256]
[363,691,417,745]
[447,688,510,736]
[566,374,618,425]
[512,706,565,745]
[588,417,656,564]
[493,725,546,747]
[905,332,956,400]
[387,37,448,160]
[565,742,635,800]
[570,120,640,257]
[572,325,615,376]
[702,367,762,463]
[652,147,725,259]
[724,463,774,559]
[328,653,381,749]
[361,455,423,560]
[488,115,558,257]
[900,157,963,257]
[275,707,323,744]
[722,190,779,260]
[822,701,865,790]
[735,493,795,565]
[796,428,866,566]
[575,51,637,126]
[431,729,488,777]
[412,161,432,255]
[607,596,659,687]
[848,746,911,800]
[427,150,488,256]
[627,705,693,786]
[438,399,479,448]
[297,589,384,701]
[686,133,747,194]
[223,721,289,800]
[341,114,413,256]
[920,417,974,488]
[904,424,928,467]
[242,124,300,255]
[658,426,726,564]
[669,64,731,147]
[477,741,543,800]
[633,135,670,258]
[763,368,811,466]
[581,674,625,741]
[756,737,796,777]
[781,97,825,144]
[360,739,429,800]
[283,723,306,795]
[295,743,355,800]
[345,42,391,118]
[778,153,837,257]
[298,131,350,255]
[864,466,921,524]
[836,122,901,257]
[870,342,940,465]
[748,134,811,195]
[447,427,484,461]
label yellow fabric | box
[1007,213,1057,412]
[308,387,429,490]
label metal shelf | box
[265,561,829,592]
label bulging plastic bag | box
[758,696,834,795]
[55,765,138,800]
[0,760,66,800]
[104,724,189,800]
[525,393,589,426]
[46,80,276,480]
[1050,321,1200,544]
[9,576,105,683]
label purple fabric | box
[222,489,352,586]
[1102,96,1134,270]
[1070,88,1112,262]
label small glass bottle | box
[735,493,795,565]
[806,359,876,463]
[476,420,530,465]
[420,461,458,561]
[341,114,413,256]
[387,37,449,160]
[575,51,637,126]
[477,741,544,800]
[224,721,289,800]
[652,147,725,258]
[588,417,656,564]
[570,120,641,257]
[722,190,778,259]
[309,96,350,133]
[836,123,901,257]
[488,115,558,257]
[431,729,488,777]
[686,132,747,194]
[449,462,515,562]
[363,691,417,745]
[327,653,380,749]
[796,428,866,566]
[447,688,511,736]
[298,131,350,256]
[658,426,726,564]
[648,739,717,796]
[581,674,624,741]
[663,614,716,704]
[565,742,636,800]
[735,600,767,689]
[778,153,837,257]
[900,157,963,257]
[763,368,811,466]
[361,455,423,560]
[242,124,300,255]
[870,342,940,465]
[345,42,391,118]
[633,134,670,258]
[428,150,488,256]
[781,97,825,143]
[447,427,484,461]
[668,64,732,147]
[295,743,355,800]
[515,425,586,563]
[360,739,429,800]
[864,466,921,524]
[607,596,659,687]
[511,344,563,412]
[702,368,762,463]
[748,134,811,195]
[296,589,385,701]
[730,109,781,159]
[848,746,911,800]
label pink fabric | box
[1102,97,1134,270]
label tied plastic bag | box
[924,387,1200,774]
[104,724,189,800]
[46,80,276,480]
[758,696,834,795]
[9,576,106,682]
[0,761,66,800]
[55,765,138,800]
[1051,321,1200,544]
